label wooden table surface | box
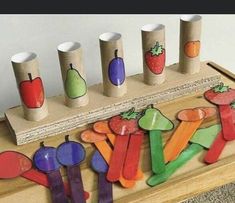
[0,65,234,203]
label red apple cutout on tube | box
[19,73,44,108]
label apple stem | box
[147,104,154,109]
[114,49,118,58]
[28,73,33,82]
[65,135,70,142]
[69,63,73,70]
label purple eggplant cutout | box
[33,142,68,203]
[56,135,86,203]
[91,150,113,203]
[108,49,125,86]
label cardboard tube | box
[11,52,48,121]
[58,42,89,108]
[179,15,202,74]
[99,32,127,97]
[142,24,166,85]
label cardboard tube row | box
[10,15,202,121]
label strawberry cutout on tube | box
[204,83,235,141]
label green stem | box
[147,143,203,186]
[149,130,165,174]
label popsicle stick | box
[94,140,135,188]
[98,173,113,203]
[107,135,130,182]
[148,143,203,186]
[219,105,235,141]
[22,168,89,199]
[105,132,144,180]
[164,120,203,162]
[123,130,144,179]
[47,170,68,203]
[149,130,165,174]
[204,131,227,164]
[67,165,86,203]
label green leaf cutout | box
[213,83,230,93]
[150,42,164,56]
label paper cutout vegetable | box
[164,108,206,162]
[138,105,174,174]
[65,63,87,99]
[93,120,144,180]
[0,151,89,199]
[57,135,86,203]
[147,124,221,186]
[33,142,68,203]
[204,103,235,164]
[184,40,200,58]
[80,129,136,188]
[19,73,44,108]
[145,42,165,74]
[91,150,113,203]
[204,83,235,141]
[108,49,125,86]
[107,108,139,182]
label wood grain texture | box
[5,61,220,145]
[0,62,233,203]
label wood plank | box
[5,61,220,145]
[0,64,234,203]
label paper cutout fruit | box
[108,49,125,86]
[147,124,221,186]
[138,105,174,174]
[145,42,165,74]
[33,142,68,203]
[184,40,200,58]
[107,108,140,182]
[65,63,87,99]
[204,83,235,141]
[57,135,86,203]
[91,150,113,203]
[19,73,44,108]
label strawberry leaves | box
[120,107,139,120]
[150,42,164,56]
[213,83,230,93]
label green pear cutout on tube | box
[65,63,87,99]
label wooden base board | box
[5,61,221,145]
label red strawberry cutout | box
[145,42,165,74]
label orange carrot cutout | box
[80,129,135,188]
[164,108,208,162]
[93,120,144,180]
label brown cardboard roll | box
[58,42,89,108]
[179,15,202,74]
[99,32,127,97]
[11,52,48,121]
[141,24,166,85]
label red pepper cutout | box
[107,108,139,182]
[204,103,235,164]
[204,83,235,141]
[123,130,144,180]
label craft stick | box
[99,32,127,97]
[93,121,143,180]
[164,120,203,162]
[141,24,165,85]
[98,173,113,203]
[123,130,144,180]
[11,52,48,121]
[204,131,226,164]
[179,15,201,74]
[94,141,135,188]
[58,42,89,108]
[148,143,203,186]
[107,135,130,182]
[219,105,235,141]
